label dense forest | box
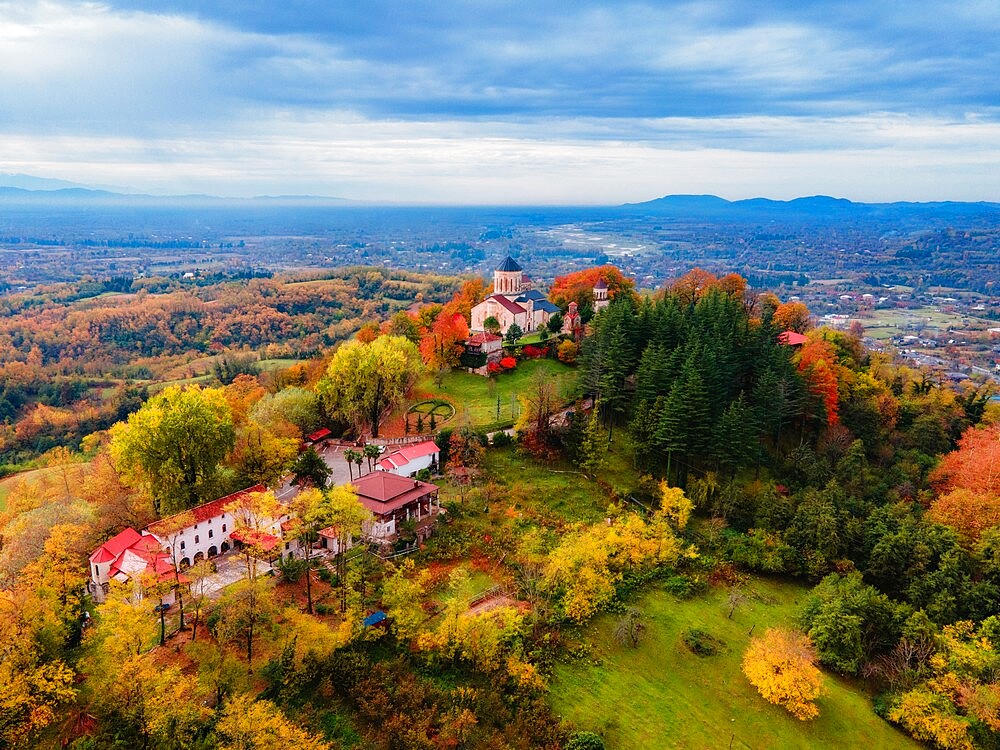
[1,266,999,750]
[0,267,462,469]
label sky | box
[1,0,998,203]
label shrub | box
[522,344,550,359]
[557,339,580,364]
[317,567,336,584]
[276,555,308,583]
[566,731,606,750]
[491,431,514,447]
[499,356,517,370]
[315,603,336,615]
[663,574,700,598]
[682,628,725,657]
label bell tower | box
[493,256,522,296]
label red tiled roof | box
[378,440,439,471]
[106,535,177,582]
[230,528,281,552]
[487,294,526,315]
[89,527,143,563]
[466,331,502,345]
[147,484,266,535]
[398,440,440,462]
[306,428,332,442]
[778,330,808,346]
[349,472,438,516]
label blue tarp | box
[363,610,387,627]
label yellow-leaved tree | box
[742,628,824,720]
[215,694,332,750]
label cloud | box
[0,0,997,201]
[3,112,998,203]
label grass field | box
[0,462,91,511]
[857,305,994,341]
[550,578,921,750]
[475,443,637,523]
[405,358,578,429]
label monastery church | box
[470,255,608,336]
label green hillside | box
[551,578,922,750]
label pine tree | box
[578,402,607,477]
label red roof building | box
[350,471,441,541]
[146,484,267,536]
[88,527,186,600]
[778,330,809,346]
[306,428,332,443]
[377,439,440,477]
[89,483,291,602]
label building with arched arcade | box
[87,484,295,602]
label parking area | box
[192,551,275,600]
[276,441,381,504]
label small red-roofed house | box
[350,471,441,542]
[377,439,440,477]
[778,330,809,346]
[87,527,188,602]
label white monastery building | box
[87,484,294,601]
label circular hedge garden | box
[407,399,456,424]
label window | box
[284,542,290,550]
[222,524,227,532]
[180,541,185,550]
[194,535,199,544]
[208,529,214,538]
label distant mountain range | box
[0,185,356,206]
[1,172,998,220]
[620,193,1000,221]
[0,174,355,206]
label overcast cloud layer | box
[1,0,998,202]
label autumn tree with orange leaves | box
[419,279,481,370]
[743,628,824,720]
[927,422,1000,544]
[549,265,634,312]
[796,337,841,426]
[667,268,747,306]
[420,311,470,371]
[773,301,813,334]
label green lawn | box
[414,359,578,427]
[514,331,556,346]
[430,565,497,606]
[551,578,921,750]
[480,446,624,523]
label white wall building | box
[377,440,440,477]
